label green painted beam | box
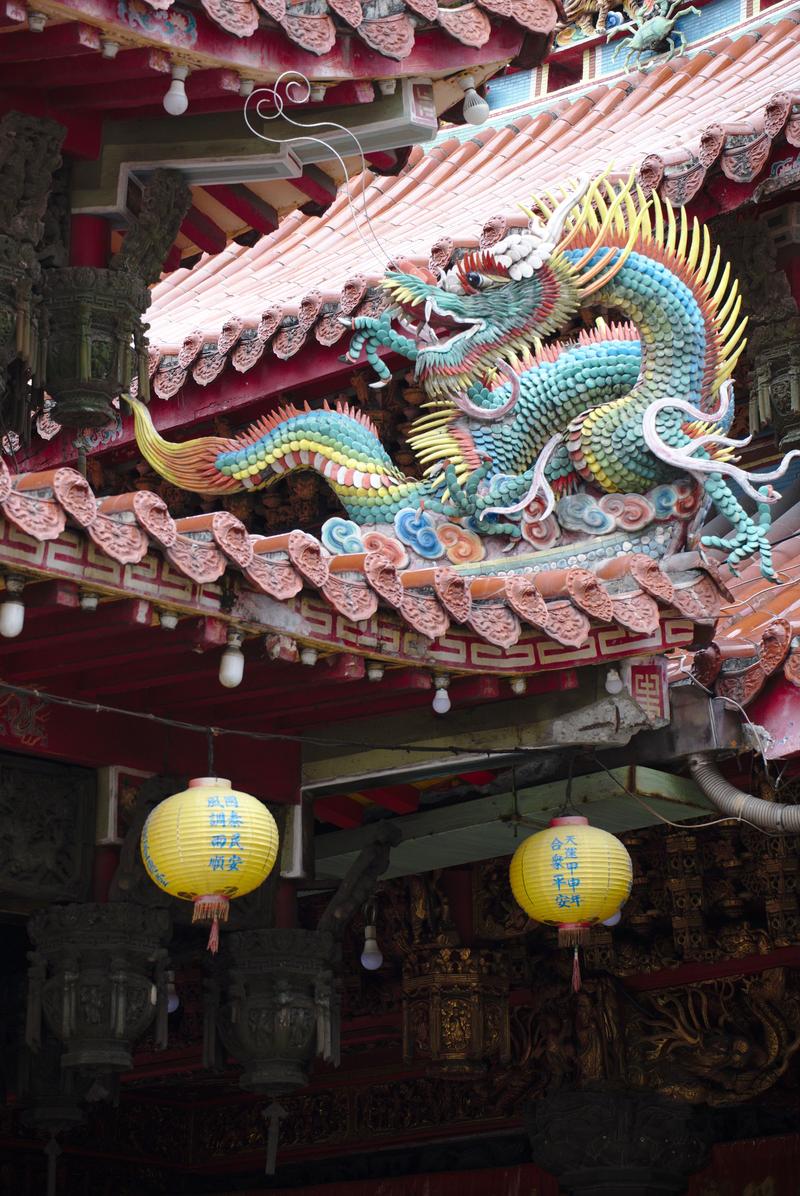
[313,766,713,880]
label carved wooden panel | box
[0,752,95,905]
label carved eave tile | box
[231,329,268,373]
[399,582,450,640]
[3,467,68,541]
[175,511,254,569]
[358,12,415,59]
[167,518,228,584]
[468,599,521,648]
[323,552,378,621]
[282,11,338,56]
[437,3,491,47]
[541,599,591,649]
[244,537,304,600]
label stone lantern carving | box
[214,928,340,1093]
[26,903,172,1075]
[43,169,191,428]
[402,945,510,1074]
[43,266,151,427]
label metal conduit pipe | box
[689,754,800,834]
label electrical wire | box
[0,679,549,763]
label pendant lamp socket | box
[300,646,318,667]
[377,79,396,96]
[309,83,326,102]
[459,74,490,126]
[239,78,254,97]
[100,38,120,59]
[0,575,25,639]
[219,631,245,689]
[159,609,178,630]
[27,9,47,31]
[80,591,99,612]
[366,661,384,682]
[163,65,189,116]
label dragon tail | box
[126,398,241,495]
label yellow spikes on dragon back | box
[530,172,747,407]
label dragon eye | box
[466,271,483,290]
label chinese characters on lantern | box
[207,793,245,873]
[551,833,581,912]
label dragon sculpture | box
[131,173,799,580]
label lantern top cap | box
[549,815,589,827]
[188,776,232,788]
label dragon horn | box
[537,176,593,256]
[124,396,242,495]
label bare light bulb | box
[0,577,25,638]
[360,925,383,971]
[166,971,180,1014]
[605,667,624,696]
[432,687,451,715]
[0,599,24,638]
[163,66,189,116]
[219,633,245,688]
[460,75,490,126]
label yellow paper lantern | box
[509,815,632,947]
[141,776,279,952]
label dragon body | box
[131,174,799,579]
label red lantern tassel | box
[193,895,230,954]
[571,945,581,993]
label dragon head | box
[382,181,591,400]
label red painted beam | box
[203,184,278,236]
[0,683,302,797]
[366,150,399,172]
[292,164,338,209]
[357,783,419,814]
[164,653,367,719]
[0,598,155,684]
[0,20,100,61]
[0,598,154,659]
[180,205,228,256]
[53,66,234,110]
[314,795,364,828]
[1,45,170,91]
[71,617,229,697]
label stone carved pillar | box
[526,1087,712,1195]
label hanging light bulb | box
[432,672,451,714]
[163,65,189,116]
[166,970,180,1014]
[459,75,490,127]
[605,667,624,695]
[360,900,383,971]
[0,575,25,639]
[219,630,245,688]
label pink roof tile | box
[148,15,800,384]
